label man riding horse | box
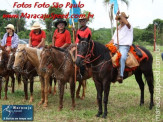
[109,12,133,83]
[52,19,71,49]
[29,22,46,49]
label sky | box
[0,0,163,30]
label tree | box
[10,9,26,33]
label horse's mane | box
[93,41,111,60]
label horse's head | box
[76,34,91,67]
[7,48,16,70]
[40,45,54,73]
[0,45,9,68]
[13,46,27,72]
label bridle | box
[15,49,27,70]
[77,39,101,64]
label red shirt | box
[75,26,92,43]
[29,30,46,47]
[6,36,12,46]
[53,29,71,47]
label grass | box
[0,45,163,122]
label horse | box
[7,48,38,102]
[75,34,154,118]
[0,46,19,99]
[39,45,92,110]
[13,45,57,107]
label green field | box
[0,46,163,122]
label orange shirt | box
[53,29,71,47]
[75,26,92,43]
[29,30,46,47]
[6,36,12,46]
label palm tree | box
[11,9,26,33]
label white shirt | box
[112,25,133,46]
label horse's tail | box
[138,46,154,91]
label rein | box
[77,40,101,64]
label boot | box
[117,69,123,83]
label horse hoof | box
[102,113,107,119]
[29,99,33,103]
[38,101,44,106]
[53,92,56,96]
[43,103,48,108]
[140,102,144,106]
[149,103,154,110]
[80,96,85,100]
[58,107,62,111]
[96,112,102,117]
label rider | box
[109,12,133,83]
[75,16,92,78]
[29,22,46,49]
[75,16,92,43]
[52,19,71,49]
[1,24,19,52]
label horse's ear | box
[87,34,91,41]
[78,34,81,41]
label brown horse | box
[39,45,92,110]
[7,48,38,102]
[0,46,18,99]
[13,45,56,107]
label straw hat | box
[115,12,129,20]
[31,22,42,30]
[4,24,15,31]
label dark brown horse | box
[39,45,92,110]
[0,46,19,99]
[13,45,56,106]
[76,34,154,118]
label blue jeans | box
[119,45,130,77]
[161,53,163,61]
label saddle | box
[106,43,149,72]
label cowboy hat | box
[115,12,129,20]
[31,22,42,30]
[79,16,89,21]
[4,24,15,31]
[54,19,67,28]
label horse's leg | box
[58,80,64,111]
[70,80,76,110]
[43,75,50,107]
[134,71,144,106]
[49,77,52,94]
[0,77,2,99]
[39,77,45,105]
[11,74,15,93]
[4,76,9,100]
[102,81,111,118]
[94,80,103,117]
[76,80,81,99]
[53,77,57,95]
[17,73,21,86]
[81,80,86,100]
[23,76,28,100]
[29,77,34,103]
[144,71,154,109]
